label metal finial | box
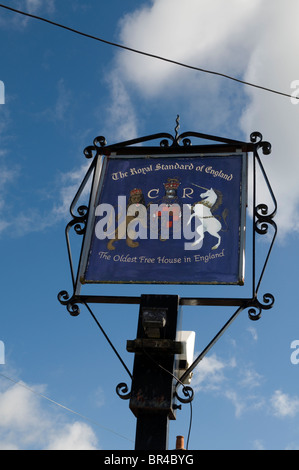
[174,114,180,141]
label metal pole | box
[134,412,170,450]
[127,294,181,450]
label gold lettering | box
[182,187,194,198]
[148,188,159,199]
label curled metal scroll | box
[160,138,171,148]
[252,136,277,315]
[116,382,131,400]
[71,204,88,221]
[182,138,192,147]
[245,293,275,321]
[93,136,107,149]
[57,290,81,316]
[175,385,194,404]
[250,131,272,155]
[255,205,277,234]
[83,145,97,159]
[66,215,87,237]
[58,156,95,316]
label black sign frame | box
[58,127,276,321]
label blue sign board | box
[80,153,247,285]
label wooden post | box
[127,294,182,450]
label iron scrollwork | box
[249,131,277,321]
[57,206,88,316]
[57,290,81,316]
[116,382,131,400]
[58,157,95,316]
[58,125,277,319]
[68,206,88,236]
[250,131,272,155]
[246,293,275,321]
[175,384,194,404]
[58,121,277,428]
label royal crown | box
[130,188,142,196]
[164,178,180,190]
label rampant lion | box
[107,188,146,250]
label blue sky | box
[1,0,299,450]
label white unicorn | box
[187,187,224,250]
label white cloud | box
[0,81,75,238]
[0,159,92,238]
[44,422,98,450]
[240,1,299,239]
[92,386,105,409]
[192,356,299,422]
[192,354,265,417]
[52,162,91,219]
[0,165,20,218]
[24,0,55,15]
[192,353,236,392]
[53,78,72,122]
[224,390,246,418]
[247,326,258,342]
[0,1,55,29]
[253,439,266,450]
[25,0,43,13]
[238,368,263,389]
[0,78,89,237]
[35,78,73,123]
[0,378,99,450]
[0,108,20,233]
[101,73,138,143]
[109,0,261,140]
[117,0,261,97]
[270,390,299,418]
[109,0,299,241]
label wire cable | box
[0,2,297,101]
[84,302,133,380]
[0,372,134,443]
[186,397,193,450]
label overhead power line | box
[0,2,297,101]
[0,372,134,444]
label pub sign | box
[79,152,247,285]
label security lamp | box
[142,307,167,338]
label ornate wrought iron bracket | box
[57,121,277,410]
[58,125,276,316]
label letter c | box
[148,188,159,199]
